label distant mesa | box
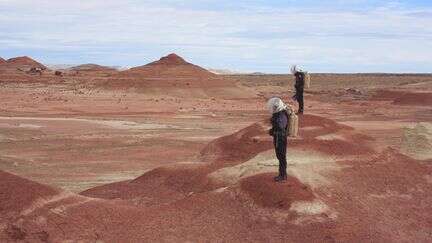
[45,64,76,70]
[123,53,216,78]
[250,72,267,75]
[207,68,263,75]
[70,64,117,72]
[207,68,243,75]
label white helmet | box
[267,97,291,114]
[290,64,304,74]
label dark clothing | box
[296,92,304,113]
[294,72,305,90]
[294,72,305,113]
[269,111,288,177]
[270,110,288,135]
[274,133,287,177]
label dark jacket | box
[269,110,288,137]
[294,72,305,91]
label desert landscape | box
[0,53,431,242]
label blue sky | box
[0,0,431,73]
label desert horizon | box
[2,54,432,75]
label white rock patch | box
[290,199,338,225]
[401,122,432,160]
[209,148,344,189]
[18,123,43,129]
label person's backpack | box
[288,112,299,137]
[304,72,311,89]
[285,107,299,137]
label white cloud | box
[0,0,431,72]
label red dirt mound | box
[4,56,47,70]
[292,137,374,156]
[371,90,432,106]
[83,121,277,201]
[84,154,304,204]
[0,170,59,215]
[201,115,357,164]
[0,57,5,63]
[83,114,370,205]
[121,53,216,78]
[101,53,236,95]
[293,114,374,156]
[299,114,353,138]
[240,173,314,209]
[82,163,215,206]
[200,121,272,164]
[4,152,430,242]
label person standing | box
[291,65,305,114]
[267,97,290,182]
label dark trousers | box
[273,133,287,176]
[296,89,304,112]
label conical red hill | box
[147,53,188,66]
[5,56,47,70]
[0,57,5,64]
[123,53,215,78]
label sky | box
[0,0,431,73]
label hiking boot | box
[273,175,287,182]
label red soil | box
[0,170,59,215]
[240,173,314,209]
[286,114,373,156]
[393,92,432,106]
[1,112,431,242]
[292,137,373,156]
[81,164,213,206]
[372,90,406,100]
[5,184,333,242]
[200,121,272,164]
[1,167,330,242]
[0,57,5,63]
[372,89,432,106]
[324,149,432,242]
[299,114,353,138]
